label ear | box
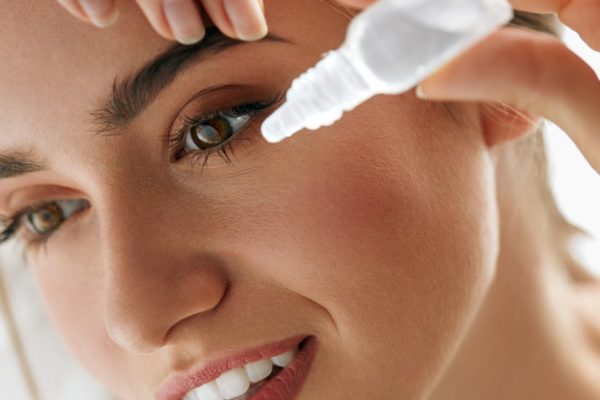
[478,102,542,148]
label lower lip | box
[249,335,318,400]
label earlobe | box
[478,102,542,148]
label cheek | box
[224,97,499,397]
[31,230,141,399]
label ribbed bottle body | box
[261,0,513,143]
[346,0,513,93]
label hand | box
[412,0,600,174]
[55,0,267,44]
[340,0,600,174]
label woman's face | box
[1,1,500,399]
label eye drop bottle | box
[261,0,513,143]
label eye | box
[167,95,283,171]
[25,202,64,235]
[20,199,89,241]
[0,198,89,248]
[184,113,251,152]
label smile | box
[157,335,318,400]
[182,346,296,400]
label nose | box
[97,187,228,354]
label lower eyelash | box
[15,234,48,264]
[1,199,91,258]
[186,125,256,176]
[168,95,283,174]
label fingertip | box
[56,0,88,22]
[223,0,269,41]
[78,0,120,28]
[239,22,268,42]
[163,0,207,45]
[415,85,430,100]
[101,7,120,28]
[200,0,237,39]
[176,23,207,45]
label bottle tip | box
[261,115,286,143]
[261,105,303,144]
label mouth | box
[233,336,317,400]
[223,364,284,400]
[159,335,318,400]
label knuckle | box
[498,29,564,111]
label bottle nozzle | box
[261,103,305,143]
[261,0,513,144]
[261,48,373,143]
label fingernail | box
[79,0,119,28]
[163,0,206,45]
[224,0,268,41]
[415,85,429,99]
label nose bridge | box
[96,178,228,354]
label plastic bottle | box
[261,0,513,143]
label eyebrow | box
[90,26,290,136]
[0,28,290,182]
[0,152,46,180]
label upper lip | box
[156,334,310,400]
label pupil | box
[29,203,63,233]
[192,117,231,148]
[196,125,221,144]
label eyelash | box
[0,199,91,255]
[0,93,283,251]
[166,94,282,173]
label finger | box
[134,0,174,40]
[510,0,600,50]
[218,0,268,41]
[56,0,88,21]
[200,0,237,39]
[556,0,600,50]
[162,0,206,44]
[58,0,119,27]
[135,0,205,44]
[416,27,600,174]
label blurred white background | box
[0,23,599,400]
[544,27,600,276]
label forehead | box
[0,1,348,150]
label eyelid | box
[163,85,281,143]
[170,92,282,139]
[19,199,91,245]
[165,92,284,165]
[0,198,90,245]
[0,199,53,241]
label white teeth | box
[184,381,223,400]
[182,345,300,400]
[243,358,273,383]
[216,368,250,400]
[270,348,297,368]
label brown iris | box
[188,116,233,150]
[26,202,64,235]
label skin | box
[56,0,268,43]
[4,1,600,400]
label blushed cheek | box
[31,236,138,399]
[242,99,499,396]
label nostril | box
[102,249,228,354]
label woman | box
[1,0,598,399]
